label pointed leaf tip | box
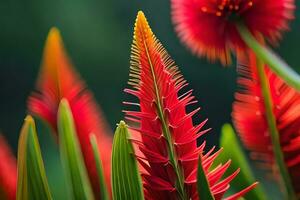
[57,99,94,200]
[90,134,109,200]
[197,155,215,200]
[60,98,69,107]
[24,115,34,124]
[17,115,52,200]
[118,120,127,128]
[112,120,144,200]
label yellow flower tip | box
[137,11,146,21]
[117,120,127,128]
[24,115,34,124]
[60,98,70,108]
[134,11,153,44]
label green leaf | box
[111,121,144,200]
[17,115,52,200]
[218,124,267,200]
[90,134,109,200]
[237,22,300,91]
[197,154,215,200]
[57,99,94,200]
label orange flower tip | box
[137,11,145,19]
[47,27,63,47]
[134,11,153,40]
[136,11,148,26]
[42,27,65,67]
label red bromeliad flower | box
[0,135,17,200]
[171,0,295,65]
[124,11,257,199]
[27,28,112,199]
[232,52,300,195]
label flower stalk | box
[255,57,297,199]
[145,44,188,200]
[237,23,300,91]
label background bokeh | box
[0,0,300,198]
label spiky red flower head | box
[124,11,256,199]
[233,52,300,195]
[27,28,112,199]
[171,0,295,65]
[0,135,17,200]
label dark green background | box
[0,1,299,198]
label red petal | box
[125,11,256,199]
[0,135,17,200]
[27,28,112,199]
[233,51,300,193]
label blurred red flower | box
[27,29,112,199]
[171,0,295,65]
[0,135,16,200]
[124,11,256,199]
[233,51,300,195]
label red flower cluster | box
[232,52,300,194]
[0,135,17,200]
[171,0,295,65]
[124,11,256,199]
[27,29,112,199]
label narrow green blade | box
[57,99,94,200]
[111,121,144,200]
[197,154,215,200]
[218,124,267,200]
[17,115,52,200]
[90,134,109,200]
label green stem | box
[236,23,300,91]
[255,58,297,200]
[143,41,188,200]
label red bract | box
[27,28,112,199]
[232,52,300,195]
[0,135,17,200]
[171,0,295,65]
[124,11,256,199]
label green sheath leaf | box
[90,134,109,200]
[111,121,144,200]
[218,124,267,200]
[57,99,94,200]
[197,154,215,200]
[17,115,52,200]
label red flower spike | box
[27,28,112,199]
[0,135,17,200]
[232,51,300,195]
[171,0,295,65]
[124,11,256,199]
